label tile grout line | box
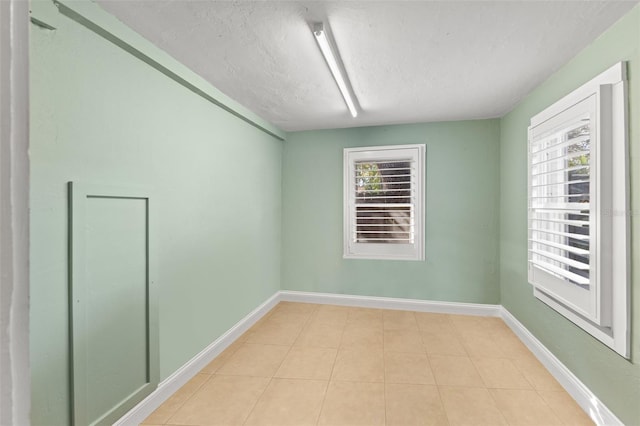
[535,388,575,424]
[314,308,349,426]
[161,373,213,426]
[420,314,452,425]
[241,303,317,426]
[434,383,453,426]
[382,313,386,426]
[485,385,516,425]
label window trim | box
[343,144,425,261]
[527,62,629,358]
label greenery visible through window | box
[356,163,383,193]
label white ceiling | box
[97,0,637,132]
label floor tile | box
[340,323,383,350]
[199,340,244,374]
[383,310,419,330]
[385,383,449,426]
[244,378,327,426]
[384,329,425,353]
[312,305,349,326]
[331,348,384,382]
[459,331,506,358]
[422,331,468,356]
[415,312,456,334]
[439,386,508,425]
[275,346,337,380]
[538,390,594,425]
[384,351,435,384]
[244,320,303,346]
[166,375,269,426]
[142,374,210,424]
[490,388,564,425]
[318,381,385,426]
[472,357,532,389]
[217,343,289,377]
[347,307,384,328]
[267,310,313,325]
[494,333,533,358]
[272,302,318,315]
[429,355,484,387]
[512,355,564,391]
[449,315,509,336]
[295,320,344,348]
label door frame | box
[0,0,31,424]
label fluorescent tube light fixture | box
[313,22,359,118]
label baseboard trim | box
[279,290,502,317]
[113,292,280,426]
[500,308,623,426]
[115,291,621,426]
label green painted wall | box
[30,5,282,425]
[282,121,500,303]
[499,6,640,425]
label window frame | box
[527,62,629,358]
[343,144,425,261]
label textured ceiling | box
[97,0,637,131]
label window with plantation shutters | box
[528,96,597,320]
[527,62,629,358]
[344,144,425,260]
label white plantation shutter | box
[529,117,592,290]
[529,62,629,357]
[354,160,414,244]
[344,145,425,260]
[527,91,612,327]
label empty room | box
[2,0,639,425]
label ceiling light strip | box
[313,23,359,118]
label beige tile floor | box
[142,302,594,426]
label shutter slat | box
[531,178,589,188]
[529,260,590,285]
[531,238,589,256]
[353,224,414,227]
[356,161,413,167]
[356,188,413,194]
[356,231,414,234]
[530,134,589,155]
[530,249,590,270]
[356,209,412,213]
[531,149,589,167]
[356,238,412,242]
[531,194,589,200]
[532,202,590,210]
[355,195,415,200]
[531,217,589,227]
[533,209,589,215]
[355,174,413,179]
[529,228,590,241]
[531,164,589,177]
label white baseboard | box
[280,290,502,317]
[113,292,280,426]
[115,290,620,426]
[279,290,502,317]
[500,308,623,426]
